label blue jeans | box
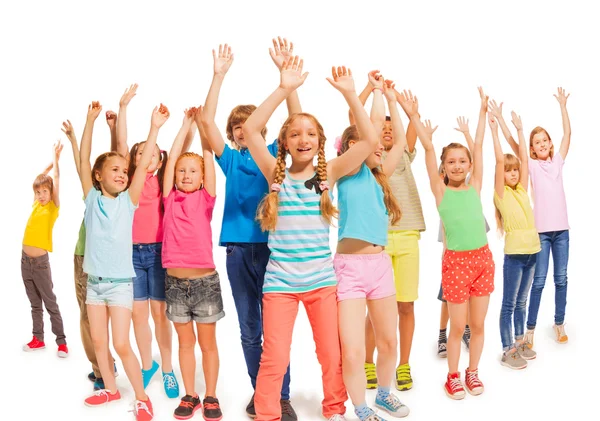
[500,253,537,350]
[527,230,569,329]
[132,243,166,301]
[225,243,291,400]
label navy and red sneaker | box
[174,395,201,420]
[203,396,223,421]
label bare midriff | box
[336,238,384,255]
[167,267,216,279]
[22,245,48,258]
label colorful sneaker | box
[501,349,527,370]
[174,395,202,420]
[395,363,413,391]
[57,344,69,358]
[245,394,256,418]
[162,371,180,399]
[327,415,348,421]
[365,362,377,389]
[437,339,447,358]
[523,329,535,349]
[203,396,222,421]
[375,391,410,418]
[23,336,45,352]
[142,360,160,389]
[553,324,568,344]
[280,399,297,421]
[132,398,154,421]
[465,368,484,395]
[517,342,537,360]
[88,363,118,382]
[84,389,121,406]
[444,372,465,400]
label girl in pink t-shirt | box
[491,88,572,348]
[161,107,223,421]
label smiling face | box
[134,141,162,173]
[530,128,553,160]
[94,154,129,197]
[381,119,393,151]
[442,147,471,184]
[283,116,320,163]
[175,154,204,192]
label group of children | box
[20,38,571,421]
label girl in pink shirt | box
[161,107,223,421]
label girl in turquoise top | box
[404,88,494,401]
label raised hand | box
[488,99,503,119]
[119,83,138,107]
[279,55,308,91]
[478,86,489,110]
[554,87,570,106]
[326,66,355,95]
[423,119,438,137]
[87,101,102,121]
[61,120,76,142]
[105,110,117,129]
[269,36,294,70]
[213,44,234,76]
[368,70,384,90]
[454,116,469,133]
[53,139,64,159]
[397,89,418,117]
[193,105,204,127]
[488,113,498,131]
[511,111,523,131]
[383,79,396,102]
[152,103,170,128]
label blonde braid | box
[317,138,338,224]
[257,142,287,231]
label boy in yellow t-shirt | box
[21,140,67,357]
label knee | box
[177,335,196,351]
[150,307,168,326]
[113,340,132,357]
[91,336,107,351]
[198,337,218,354]
[469,322,485,336]
[375,336,397,357]
[449,322,465,337]
[342,346,365,368]
[554,274,568,286]
[240,323,262,347]
[132,310,148,326]
[397,302,414,316]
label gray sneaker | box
[517,342,537,360]
[501,349,527,370]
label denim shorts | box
[132,243,166,301]
[86,275,134,311]
[165,272,225,324]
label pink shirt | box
[162,188,216,269]
[528,152,569,233]
[132,174,163,244]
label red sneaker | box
[133,398,154,421]
[23,336,45,352]
[444,372,466,400]
[84,389,122,406]
[57,344,69,358]
[465,368,484,395]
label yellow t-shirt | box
[493,183,541,255]
[22,201,59,252]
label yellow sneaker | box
[396,363,413,391]
[364,362,377,390]
[553,324,568,344]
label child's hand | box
[213,44,234,76]
[119,83,138,107]
[368,70,384,90]
[554,87,570,106]
[279,55,308,91]
[488,113,498,131]
[383,79,396,102]
[423,119,438,136]
[87,101,102,121]
[326,66,355,95]
[61,119,76,142]
[53,139,64,159]
[152,103,170,128]
[454,116,469,133]
[488,99,503,119]
[478,86,489,110]
[511,111,523,131]
[269,37,294,70]
[105,110,117,129]
[193,105,204,127]
[181,107,195,126]
[397,90,418,117]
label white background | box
[1,0,597,419]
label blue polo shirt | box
[215,140,278,246]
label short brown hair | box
[529,126,554,159]
[226,105,267,150]
[33,174,53,195]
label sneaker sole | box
[500,360,527,370]
[245,410,256,419]
[438,351,447,358]
[203,413,223,421]
[23,346,45,352]
[466,386,484,396]
[376,404,410,418]
[366,382,378,390]
[444,387,465,400]
[174,405,201,420]
[520,354,536,361]
[396,383,413,391]
[57,351,68,358]
[84,398,121,407]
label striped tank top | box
[263,171,337,294]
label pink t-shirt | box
[132,174,163,244]
[162,188,216,269]
[528,152,569,233]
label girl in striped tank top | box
[243,57,379,421]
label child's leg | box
[303,286,347,419]
[440,301,449,329]
[22,254,44,342]
[526,233,551,330]
[31,255,66,345]
[364,314,376,364]
[338,298,367,405]
[514,255,536,344]
[174,322,197,396]
[551,230,569,326]
[132,300,153,370]
[367,296,398,387]
[148,244,173,373]
[446,302,468,373]
[196,322,219,397]
[88,304,116,391]
[500,255,523,351]
[467,296,490,370]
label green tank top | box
[438,186,488,251]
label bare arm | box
[80,102,103,198]
[198,107,216,197]
[349,81,372,126]
[454,116,474,153]
[511,111,529,190]
[489,99,519,156]
[42,162,53,176]
[489,114,505,198]
[381,82,407,178]
[368,71,385,134]
[116,84,138,159]
[395,89,418,152]
[62,119,81,176]
[105,111,118,152]
[52,141,63,207]
[163,110,194,198]
[555,87,571,159]
[470,87,489,193]
[270,38,302,115]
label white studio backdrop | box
[1,0,597,419]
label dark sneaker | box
[88,363,118,382]
[203,396,223,421]
[93,377,105,391]
[462,330,471,351]
[280,399,297,421]
[438,338,448,358]
[174,394,201,420]
[246,394,256,418]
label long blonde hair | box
[257,113,337,231]
[494,153,521,235]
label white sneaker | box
[553,324,568,344]
[327,415,347,421]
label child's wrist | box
[372,87,383,93]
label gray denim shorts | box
[165,272,225,324]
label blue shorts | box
[132,243,166,301]
[86,275,134,311]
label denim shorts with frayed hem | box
[86,275,134,311]
[165,272,225,324]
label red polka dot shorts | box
[441,244,495,304]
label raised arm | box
[61,119,80,176]
[105,111,118,152]
[270,37,302,115]
[381,80,407,177]
[349,81,373,126]
[368,71,385,134]
[326,66,379,184]
[470,87,489,193]
[554,87,571,159]
[80,102,103,198]
[243,56,308,184]
[511,111,529,189]
[163,107,194,198]
[197,107,216,197]
[395,88,418,152]
[489,99,519,156]
[116,83,138,160]
[454,116,474,153]
[52,140,63,207]
[203,43,235,157]
[489,113,505,198]
[41,161,53,176]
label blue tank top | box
[337,163,388,246]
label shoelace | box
[281,400,294,415]
[466,370,482,388]
[163,373,177,389]
[327,415,346,421]
[448,376,463,392]
[438,342,447,351]
[179,400,195,409]
[204,402,220,410]
[128,400,152,418]
[556,324,566,337]
[384,393,405,410]
[92,389,109,398]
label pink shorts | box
[334,252,395,301]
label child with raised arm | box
[201,39,300,420]
[21,140,67,357]
[243,57,380,421]
[79,101,167,421]
[490,90,571,346]
[162,107,223,421]
[407,88,493,400]
[488,108,540,369]
[335,79,409,421]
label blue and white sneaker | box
[162,371,180,398]
[142,360,159,389]
[375,392,410,418]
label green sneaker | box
[396,363,413,391]
[364,362,377,390]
